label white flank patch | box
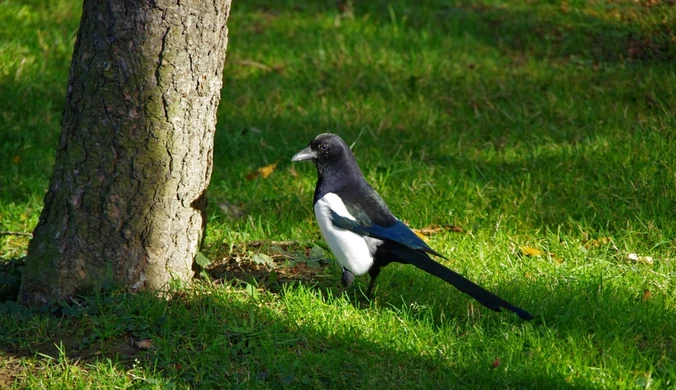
[314,193,374,276]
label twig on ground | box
[232,59,273,71]
[0,231,32,237]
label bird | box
[291,133,534,320]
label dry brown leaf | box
[549,252,563,264]
[135,339,154,349]
[642,289,651,302]
[246,161,279,181]
[520,246,544,257]
[258,161,278,178]
[491,357,501,369]
[584,237,612,249]
[278,262,327,280]
[412,225,464,236]
[12,155,21,164]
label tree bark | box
[19,0,231,304]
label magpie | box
[291,133,534,320]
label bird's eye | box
[319,144,329,151]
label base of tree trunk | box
[20,0,232,304]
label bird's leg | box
[340,267,355,294]
[365,266,381,298]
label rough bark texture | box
[20,0,231,304]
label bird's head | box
[291,133,353,167]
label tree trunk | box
[19,0,231,304]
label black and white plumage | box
[292,133,533,320]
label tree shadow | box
[1,274,672,388]
[207,0,674,231]
[236,0,675,64]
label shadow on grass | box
[2,0,674,224]
[3,238,674,386]
[1,272,673,388]
[207,1,675,238]
[238,0,675,64]
[209,109,674,241]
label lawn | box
[1,0,675,388]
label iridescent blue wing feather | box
[330,211,446,259]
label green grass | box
[2,0,676,388]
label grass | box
[1,0,676,388]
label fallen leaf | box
[12,155,21,164]
[642,289,651,302]
[413,225,464,236]
[246,161,279,181]
[584,237,612,249]
[252,253,274,267]
[628,252,654,264]
[520,246,544,257]
[135,339,154,349]
[258,161,279,178]
[491,357,501,368]
[549,252,564,264]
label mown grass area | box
[1,0,675,388]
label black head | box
[291,133,351,164]
[291,133,364,188]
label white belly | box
[314,193,374,276]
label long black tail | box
[390,247,534,320]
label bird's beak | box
[291,146,316,162]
